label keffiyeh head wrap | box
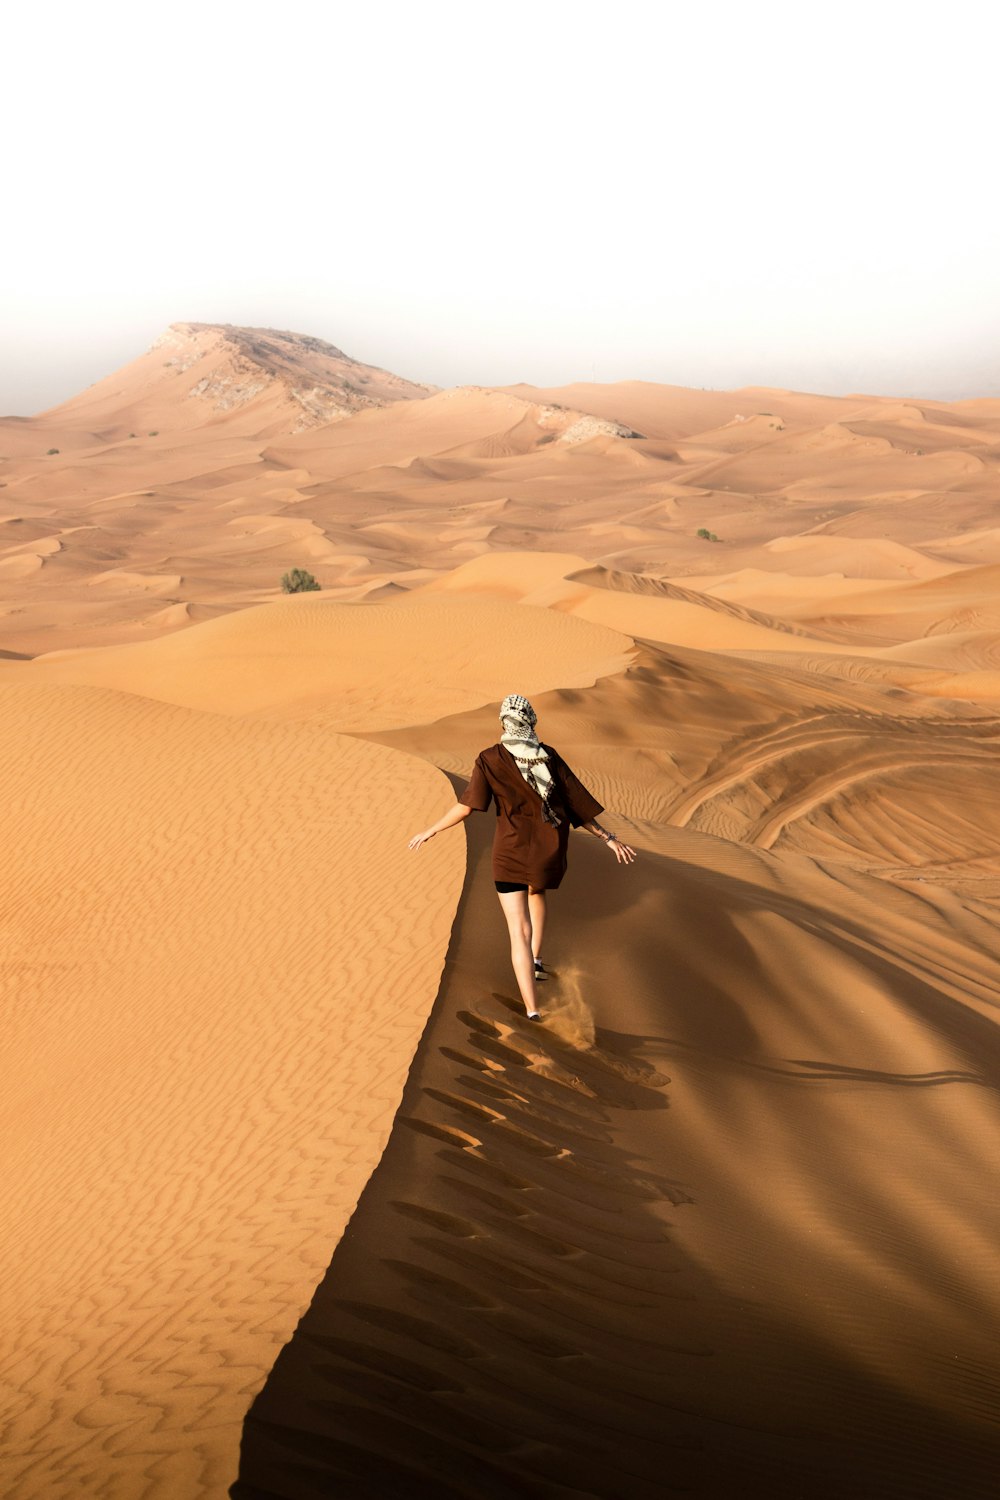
[499,693,561,826]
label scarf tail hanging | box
[499,693,562,827]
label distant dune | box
[2,331,1000,1498]
[1,331,999,686]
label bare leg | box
[528,887,546,962]
[497,889,539,1017]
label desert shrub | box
[47,447,59,455]
[281,567,321,594]
[696,527,721,542]
[148,430,159,436]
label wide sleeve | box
[553,753,604,827]
[458,754,494,812]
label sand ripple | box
[0,681,463,1498]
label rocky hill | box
[39,322,435,439]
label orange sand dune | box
[923,525,1000,565]
[417,554,1000,696]
[0,678,463,1499]
[743,563,1000,675]
[500,379,855,441]
[371,634,1000,893]
[13,590,633,727]
[679,566,926,614]
[798,559,1000,620]
[5,332,1000,1498]
[264,386,644,481]
[417,551,850,654]
[3,333,1000,654]
[756,533,955,579]
[232,788,1000,1499]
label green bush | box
[281,567,321,594]
[47,447,59,455]
[148,430,159,436]
[696,527,721,542]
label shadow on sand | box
[231,813,1000,1499]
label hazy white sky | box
[4,0,998,413]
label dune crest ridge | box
[14,589,635,727]
[232,803,1000,1500]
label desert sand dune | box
[500,380,854,441]
[676,424,980,501]
[370,634,1000,890]
[756,565,1000,674]
[800,559,1000,619]
[679,566,913,615]
[417,551,860,656]
[921,525,1000,565]
[908,670,1000,702]
[233,809,1000,1499]
[18,591,633,728]
[757,533,955,579]
[0,677,463,1500]
[4,331,1000,1497]
[4,332,1000,654]
[265,387,611,482]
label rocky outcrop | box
[42,323,435,437]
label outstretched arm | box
[580,818,637,864]
[408,802,474,850]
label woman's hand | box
[608,837,636,864]
[407,804,473,851]
[581,820,637,863]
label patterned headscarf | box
[499,694,561,826]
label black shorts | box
[495,880,529,894]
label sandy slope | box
[0,586,639,1497]
[11,591,633,728]
[234,619,1000,1495]
[232,800,1000,1499]
[0,679,463,1499]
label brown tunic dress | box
[459,743,604,890]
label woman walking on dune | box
[408,694,635,1020]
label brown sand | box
[3,329,1000,1497]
